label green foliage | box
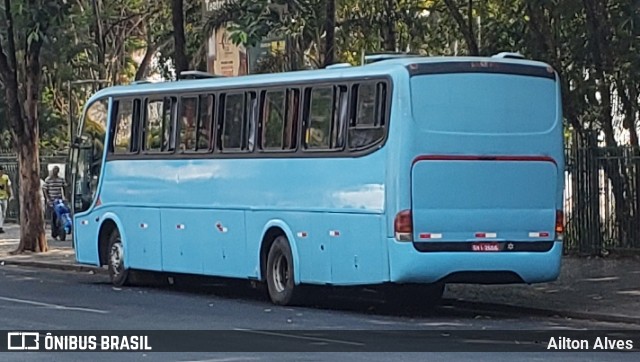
[1,0,638,152]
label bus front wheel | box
[266,236,301,305]
[107,229,130,287]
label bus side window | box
[246,91,258,152]
[332,85,348,149]
[221,93,245,151]
[261,89,286,150]
[348,81,387,150]
[179,96,198,151]
[304,87,332,149]
[144,97,176,153]
[112,99,136,154]
[285,89,299,150]
[197,95,214,151]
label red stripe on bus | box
[413,155,557,165]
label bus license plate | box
[472,243,500,252]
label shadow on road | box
[89,271,518,320]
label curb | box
[0,259,107,275]
[448,299,640,326]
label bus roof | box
[85,55,553,103]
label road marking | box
[181,358,260,362]
[234,328,364,346]
[0,296,108,314]
[418,322,469,327]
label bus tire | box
[265,236,301,306]
[107,228,129,287]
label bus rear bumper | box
[388,239,562,284]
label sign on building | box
[204,0,248,76]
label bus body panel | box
[323,213,386,285]
[245,212,388,285]
[411,159,558,242]
[95,149,386,285]
[100,155,386,213]
[74,211,101,265]
[161,208,205,274]
[118,207,163,271]
[388,238,562,284]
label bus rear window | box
[410,73,557,134]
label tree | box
[324,0,336,66]
[442,0,479,55]
[203,0,330,72]
[171,0,189,75]
[0,0,70,253]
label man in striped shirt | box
[43,166,67,239]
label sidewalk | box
[445,256,640,324]
[1,222,639,324]
[0,223,102,273]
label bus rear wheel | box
[107,229,130,287]
[266,236,301,305]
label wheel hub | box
[272,253,289,293]
[110,242,124,277]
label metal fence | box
[563,132,640,255]
[0,150,68,222]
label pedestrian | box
[0,165,14,234]
[43,166,67,239]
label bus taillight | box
[394,209,413,242]
[555,210,564,240]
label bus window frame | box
[103,74,393,161]
[218,91,256,154]
[348,81,388,151]
[176,93,216,154]
[301,84,348,153]
[110,97,141,156]
[258,88,299,154]
[142,96,178,155]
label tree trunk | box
[17,140,47,253]
[583,0,636,249]
[0,0,48,253]
[135,38,172,81]
[18,31,47,253]
[443,0,479,55]
[90,0,107,81]
[524,1,580,129]
[382,0,396,51]
[323,0,335,67]
[171,0,189,76]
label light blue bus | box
[70,53,564,306]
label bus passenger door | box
[71,137,101,263]
[70,98,109,264]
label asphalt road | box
[0,265,637,361]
